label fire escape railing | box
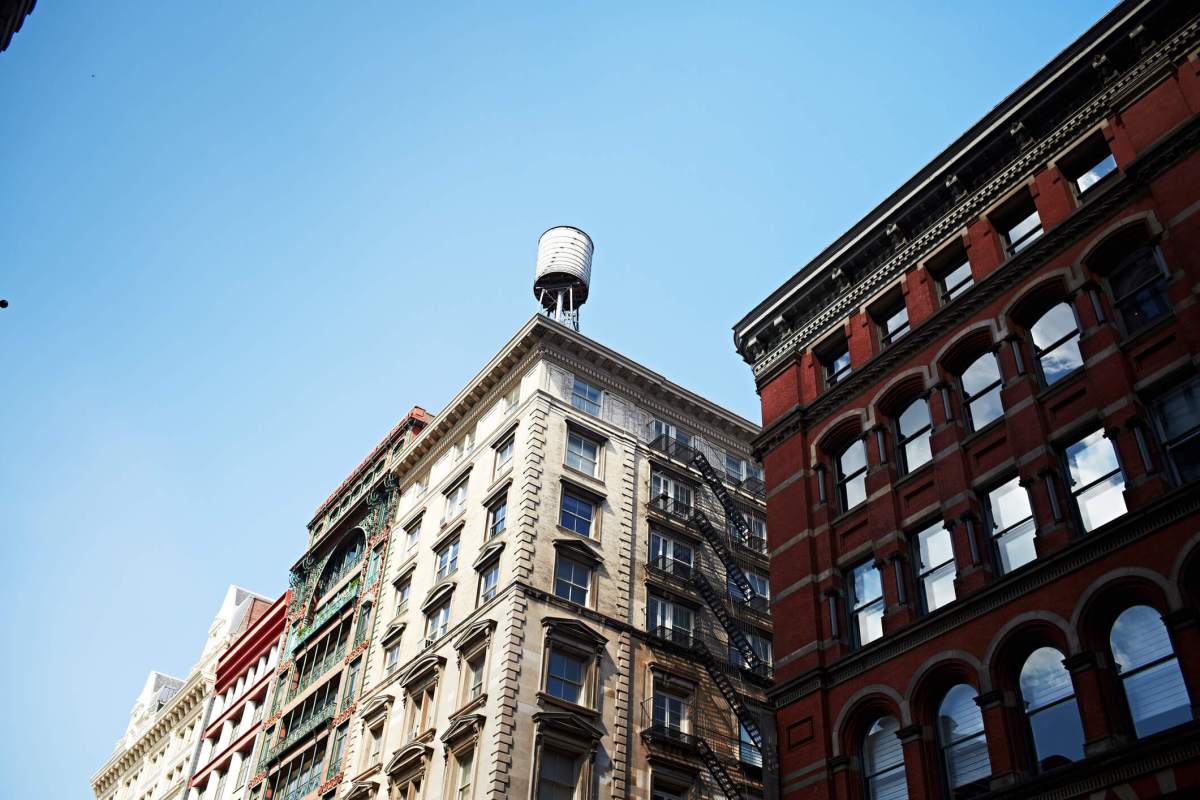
[638,699,760,800]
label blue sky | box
[0,1,1111,793]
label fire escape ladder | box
[690,636,766,753]
[690,510,755,603]
[695,737,746,800]
[690,450,752,542]
[692,572,761,671]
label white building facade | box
[260,315,773,800]
[92,586,272,800]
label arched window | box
[836,439,868,511]
[863,715,907,800]
[1019,647,1084,771]
[315,530,366,598]
[1030,304,1083,385]
[1109,605,1193,738]
[937,684,991,797]
[960,353,1003,432]
[896,399,932,474]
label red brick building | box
[733,2,1200,798]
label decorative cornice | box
[741,16,1200,384]
[755,108,1200,455]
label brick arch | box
[1070,567,1177,652]
[983,611,1076,694]
[933,320,1001,376]
[810,407,867,462]
[831,684,909,757]
[905,650,988,726]
[1074,211,1163,272]
[869,367,933,420]
[1000,269,1076,328]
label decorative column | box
[1063,651,1126,756]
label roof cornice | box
[734,2,1194,376]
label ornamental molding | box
[755,108,1200,454]
[745,18,1200,384]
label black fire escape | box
[647,433,776,798]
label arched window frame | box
[1017,646,1085,772]
[936,683,991,797]
[861,714,907,800]
[1108,604,1194,739]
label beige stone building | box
[260,313,774,800]
[92,586,272,800]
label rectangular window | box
[730,632,773,671]
[818,335,852,387]
[559,491,595,537]
[386,642,402,672]
[651,470,694,516]
[479,562,500,603]
[488,496,508,538]
[984,477,1037,573]
[494,436,515,478]
[913,521,956,613]
[444,479,469,522]
[436,539,460,580]
[930,242,974,304]
[396,579,411,615]
[849,561,884,647]
[998,195,1043,255]
[647,595,694,644]
[465,655,485,701]
[652,688,689,735]
[571,376,602,416]
[546,649,587,704]
[343,658,361,705]
[554,556,591,605]
[874,293,910,347]
[426,603,451,643]
[649,529,694,579]
[1153,378,1200,483]
[537,749,581,800]
[406,682,437,739]
[1065,429,1127,532]
[651,419,692,448]
[456,749,474,800]
[1063,134,1118,196]
[565,431,600,476]
[368,723,383,765]
[404,519,421,556]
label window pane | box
[864,716,904,776]
[898,399,930,437]
[995,518,1037,573]
[1066,429,1120,487]
[1028,698,1084,768]
[1007,210,1042,253]
[1122,659,1193,737]
[852,562,883,606]
[1031,304,1082,384]
[855,599,884,645]
[961,353,1001,397]
[1019,648,1073,710]
[840,440,867,476]
[987,477,1032,532]
[942,261,974,300]
[1075,153,1116,193]
[923,562,957,613]
[938,684,991,790]
[1110,606,1175,672]
[1155,381,1200,443]
[917,522,954,570]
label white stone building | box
[261,314,773,800]
[92,586,272,800]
